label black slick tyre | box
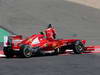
[72,40,85,54]
[19,45,32,58]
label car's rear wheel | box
[19,45,32,58]
[72,40,85,54]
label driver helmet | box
[39,32,44,35]
[48,24,53,28]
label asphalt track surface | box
[0,0,100,75]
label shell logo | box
[44,43,48,47]
[28,38,33,42]
[52,43,57,48]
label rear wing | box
[4,35,23,47]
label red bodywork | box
[5,34,93,54]
[8,35,23,51]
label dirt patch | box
[66,0,100,9]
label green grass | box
[0,28,10,42]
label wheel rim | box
[75,45,83,51]
[23,47,32,57]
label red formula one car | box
[3,33,94,58]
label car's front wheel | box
[72,40,85,54]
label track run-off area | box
[0,0,100,75]
[0,45,100,75]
